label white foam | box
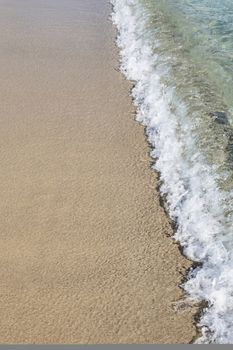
[111,0,233,343]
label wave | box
[111,0,233,344]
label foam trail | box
[111,0,233,344]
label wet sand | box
[0,0,196,343]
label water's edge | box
[110,0,233,343]
[109,2,204,344]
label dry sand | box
[0,0,196,343]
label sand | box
[0,0,196,344]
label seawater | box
[111,0,233,344]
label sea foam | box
[111,0,233,344]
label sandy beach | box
[0,0,196,343]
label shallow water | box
[112,0,233,344]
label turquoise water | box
[144,0,233,178]
[148,0,233,112]
[112,0,233,343]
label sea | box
[111,0,233,344]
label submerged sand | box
[0,0,196,343]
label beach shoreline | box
[0,0,196,343]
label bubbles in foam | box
[111,0,233,343]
